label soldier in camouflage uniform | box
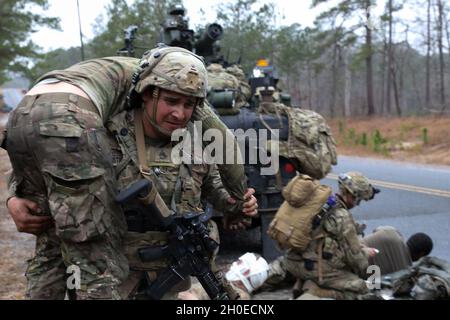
[224,64,252,106]
[5,46,255,299]
[206,63,250,117]
[0,92,13,113]
[283,171,380,299]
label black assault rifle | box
[115,179,229,300]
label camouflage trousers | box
[262,255,298,290]
[285,251,368,300]
[6,93,129,299]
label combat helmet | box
[338,171,380,204]
[128,45,208,135]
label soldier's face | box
[142,88,197,137]
[344,192,357,209]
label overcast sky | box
[32,0,328,51]
[31,0,419,52]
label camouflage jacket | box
[7,108,238,218]
[293,195,369,278]
[107,110,237,215]
[36,57,137,122]
[21,56,247,203]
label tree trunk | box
[296,73,302,108]
[329,42,338,117]
[398,28,408,112]
[426,0,431,109]
[436,0,446,108]
[315,71,321,113]
[380,21,388,115]
[343,49,352,117]
[386,0,393,115]
[365,25,375,116]
[307,60,313,110]
[391,64,402,116]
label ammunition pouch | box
[322,252,333,260]
[322,237,335,260]
[304,259,315,271]
[124,231,170,271]
[124,206,161,232]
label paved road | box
[323,155,450,262]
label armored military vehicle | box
[117,5,337,261]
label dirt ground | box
[328,116,450,166]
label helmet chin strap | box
[142,87,172,137]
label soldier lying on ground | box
[3,46,257,299]
[361,226,433,275]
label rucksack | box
[260,103,338,180]
[267,175,333,251]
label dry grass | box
[327,116,450,166]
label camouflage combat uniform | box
[106,109,239,299]
[224,64,252,106]
[279,172,379,299]
[6,49,245,299]
[7,92,129,299]
[284,194,370,299]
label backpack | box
[267,175,333,251]
[285,108,337,179]
[260,103,338,180]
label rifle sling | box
[134,108,150,175]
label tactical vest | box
[108,110,203,217]
[107,110,206,271]
[286,197,363,283]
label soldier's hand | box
[355,222,367,236]
[224,188,258,231]
[362,246,379,257]
[242,188,258,217]
[6,197,52,235]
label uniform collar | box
[335,194,349,210]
